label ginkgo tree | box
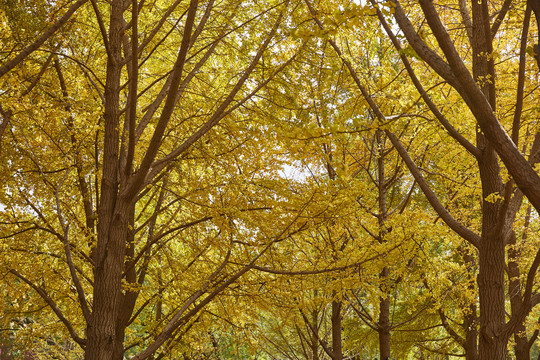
[3,0,540,359]
[0,0,313,358]
[301,0,540,359]
[240,31,453,359]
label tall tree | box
[307,0,540,358]
[299,0,540,358]
[0,0,305,358]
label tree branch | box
[0,0,89,78]
[9,269,86,347]
[372,1,480,159]
[386,130,480,248]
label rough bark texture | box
[311,308,320,360]
[509,221,532,360]
[462,251,478,360]
[85,0,125,358]
[472,1,508,359]
[378,274,391,360]
[386,1,536,358]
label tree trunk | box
[378,268,391,360]
[311,307,319,360]
[477,231,507,360]
[460,248,478,360]
[85,1,126,358]
[331,299,342,360]
[475,137,507,360]
[376,129,391,360]
[86,213,129,360]
[508,233,531,360]
[464,295,478,360]
[471,1,509,358]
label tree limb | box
[9,269,86,347]
[0,0,89,78]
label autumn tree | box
[301,0,540,358]
[0,0,309,358]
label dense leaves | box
[1,0,540,359]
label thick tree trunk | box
[85,1,126,358]
[476,139,507,360]
[471,1,509,358]
[86,213,129,360]
[477,230,507,360]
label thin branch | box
[90,0,110,55]
[20,51,56,96]
[386,131,480,248]
[511,5,531,145]
[491,0,514,38]
[0,0,89,78]
[53,170,91,322]
[9,269,86,347]
[123,0,200,200]
[124,0,139,176]
[300,310,334,359]
[130,193,312,360]
[0,104,12,148]
[457,0,472,43]
[249,245,399,276]
[146,10,290,180]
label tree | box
[3,0,540,358]
[0,0,306,358]
[302,0,540,358]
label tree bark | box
[85,0,125,358]
[463,261,478,360]
[311,307,320,360]
[331,298,342,360]
[378,270,391,360]
[471,1,509,358]
[376,129,391,360]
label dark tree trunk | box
[508,233,531,360]
[464,304,478,360]
[85,0,125,358]
[471,1,509,358]
[378,268,391,360]
[376,129,391,360]
[331,299,342,360]
[311,308,320,360]
[477,226,507,360]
